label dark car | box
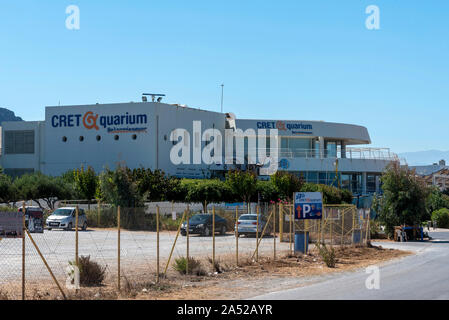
[181,214,227,236]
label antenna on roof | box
[142,93,166,103]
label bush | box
[432,208,449,229]
[316,243,336,268]
[70,255,106,286]
[173,256,206,276]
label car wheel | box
[66,223,72,231]
[47,228,52,231]
[203,227,210,236]
[220,225,226,235]
[181,230,186,236]
[82,222,87,231]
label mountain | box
[0,107,23,125]
[398,150,449,166]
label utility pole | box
[220,84,224,113]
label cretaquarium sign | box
[50,111,149,133]
[257,121,313,135]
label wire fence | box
[0,201,370,299]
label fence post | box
[341,209,345,246]
[212,206,216,271]
[117,206,121,291]
[256,205,260,261]
[75,205,79,294]
[330,213,333,246]
[273,204,276,261]
[279,203,283,242]
[164,209,186,276]
[186,205,189,275]
[352,208,356,246]
[156,205,160,283]
[289,204,293,256]
[22,202,26,300]
[97,199,100,227]
[235,206,239,266]
[305,219,308,254]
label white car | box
[46,207,87,231]
[235,214,269,237]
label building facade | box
[0,101,398,195]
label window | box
[5,130,35,154]
[114,135,119,141]
[79,136,84,142]
[96,135,101,141]
[280,137,312,157]
[132,134,137,140]
[62,136,67,142]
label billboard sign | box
[0,212,24,238]
[294,192,323,220]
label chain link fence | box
[0,201,369,299]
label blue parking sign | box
[294,192,323,220]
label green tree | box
[426,187,449,218]
[270,171,304,202]
[0,172,18,204]
[225,170,258,211]
[13,173,73,209]
[74,166,98,210]
[98,165,143,208]
[377,162,429,238]
[431,208,449,228]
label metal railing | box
[247,147,398,161]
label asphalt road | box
[251,229,449,300]
[0,228,287,283]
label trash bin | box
[352,229,362,244]
[294,231,309,253]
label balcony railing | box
[245,147,398,161]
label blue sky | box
[0,1,448,153]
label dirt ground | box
[0,244,411,300]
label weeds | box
[316,243,336,268]
[173,256,206,276]
[70,255,106,286]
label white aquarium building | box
[0,100,398,195]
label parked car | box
[181,214,227,236]
[235,214,270,237]
[46,207,87,231]
[18,206,44,233]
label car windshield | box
[239,215,258,221]
[190,215,209,222]
[52,209,72,216]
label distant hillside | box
[398,150,449,166]
[0,107,23,125]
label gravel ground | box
[0,228,289,284]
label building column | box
[319,136,324,159]
[362,172,367,195]
[341,141,346,158]
[375,175,380,193]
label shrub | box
[316,243,336,268]
[432,208,449,229]
[173,256,206,276]
[70,255,106,286]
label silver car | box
[46,207,88,231]
[235,214,269,237]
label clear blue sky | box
[1,1,448,153]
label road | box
[251,229,449,300]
